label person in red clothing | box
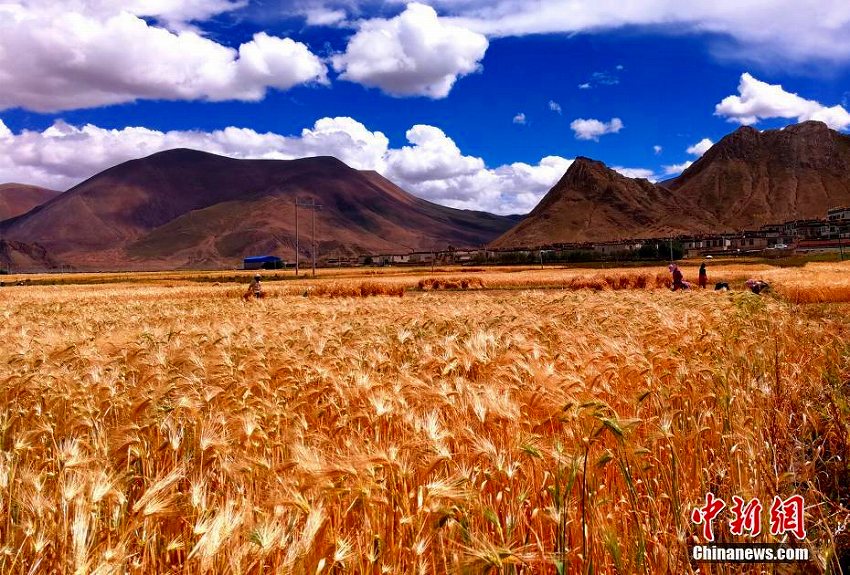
[669,263,687,291]
[698,261,708,289]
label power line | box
[295,198,323,277]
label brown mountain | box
[491,157,718,248]
[669,121,850,229]
[0,240,57,272]
[493,121,850,248]
[0,149,517,269]
[0,184,59,221]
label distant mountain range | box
[0,184,58,221]
[493,121,850,248]
[0,150,519,269]
[2,121,850,270]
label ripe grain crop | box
[310,281,406,298]
[0,269,848,574]
[418,277,486,290]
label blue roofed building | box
[243,255,283,270]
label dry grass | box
[0,266,849,574]
[415,272,673,292]
[418,277,486,290]
[310,281,406,298]
[758,264,850,304]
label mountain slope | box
[491,157,718,248]
[129,168,521,265]
[0,184,59,221]
[669,121,850,228]
[0,240,56,271]
[0,149,517,268]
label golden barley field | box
[1,262,849,574]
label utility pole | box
[295,198,323,277]
[311,198,317,277]
[294,200,299,277]
[424,237,435,272]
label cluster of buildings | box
[363,207,850,265]
[246,207,850,269]
[664,206,849,259]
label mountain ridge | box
[492,121,850,248]
[4,121,850,267]
[490,156,719,248]
[0,183,59,221]
[670,121,850,228]
[0,149,519,269]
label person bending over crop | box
[244,274,265,300]
[669,263,688,291]
[746,279,770,295]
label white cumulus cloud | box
[383,125,570,213]
[385,125,484,183]
[662,161,693,175]
[433,0,850,64]
[658,137,712,176]
[660,138,711,176]
[549,100,563,114]
[331,3,488,98]
[389,153,573,214]
[653,145,663,155]
[304,7,347,25]
[612,166,655,180]
[289,1,850,64]
[25,0,249,31]
[0,116,571,214]
[686,138,713,156]
[715,73,850,130]
[570,117,623,141]
[0,2,327,112]
[0,117,388,190]
[513,113,526,124]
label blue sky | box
[1,1,849,214]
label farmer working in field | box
[698,261,708,289]
[669,263,688,291]
[244,274,265,300]
[746,279,770,295]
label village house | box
[786,219,824,240]
[727,233,770,251]
[408,251,436,264]
[592,241,643,255]
[827,206,850,222]
[758,224,793,246]
[682,235,734,257]
[371,253,411,266]
[456,249,478,262]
